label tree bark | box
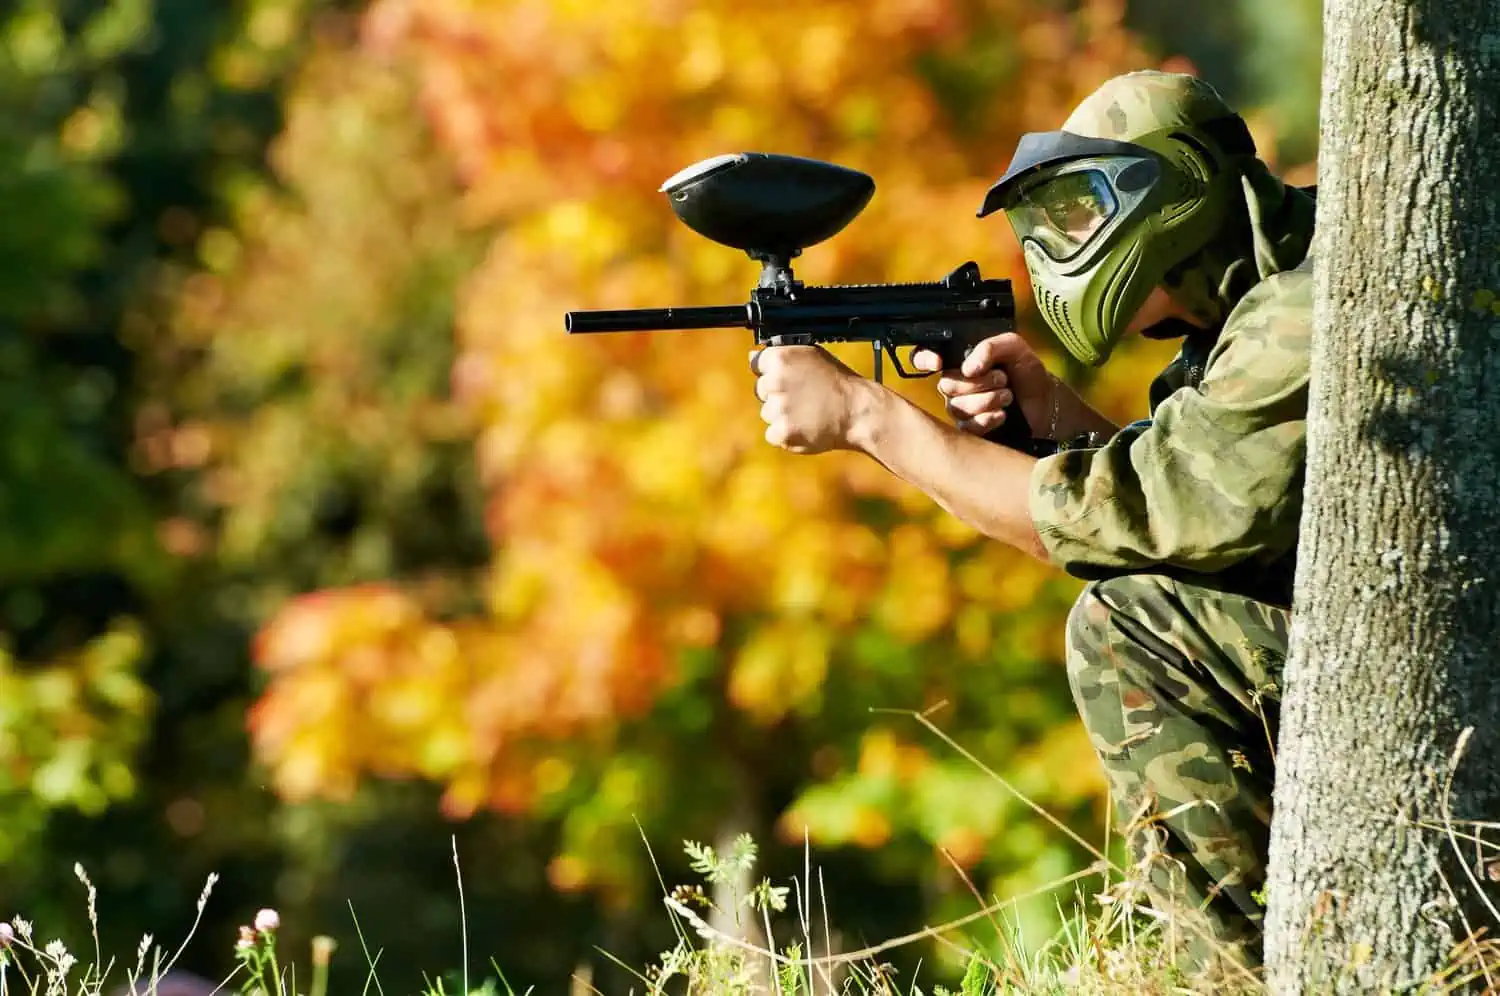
[1264,1,1500,991]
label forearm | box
[1047,375,1121,441]
[846,381,1051,562]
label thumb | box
[961,332,1030,378]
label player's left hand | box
[750,345,867,454]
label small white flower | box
[196,873,220,913]
[254,908,280,933]
[0,921,14,948]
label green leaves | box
[0,622,152,861]
[684,833,758,886]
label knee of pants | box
[1065,581,1107,664]
[1064,580,1115,710]
[1063,574,1175,703]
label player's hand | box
[912,333,1054,436]
[750,345,867,454]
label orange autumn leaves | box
[247,0,1154,849]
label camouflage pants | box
[1065,573,1289,964]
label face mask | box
[980,127,1242,365]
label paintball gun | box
[563,152,1033,448]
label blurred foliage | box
[1125,0,1323,168]
[245,0,1176,986]
[0,0,346,968]
[136,27,611,990]
[0,622,150,862]
[0,0,1323,992]
[0,0,167,861]
[0,0,158,599]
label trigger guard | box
[884,343,935,379]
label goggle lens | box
[1009,170,1119,260]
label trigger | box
[871,341,883,383]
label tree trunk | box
[1264,1,1500,991]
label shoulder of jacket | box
[1223,259,1314,332]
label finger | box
[910,348,945,374]
[749,348,763,376]
[954,416,986,436]
[759,398,783,425]
[949,389,1014,418]
[764,422,789,449]
[756,369,785,398]
[961,332,1027,378]
[970,409,1007,431]
[937,368,1008,398]
[956,410,1006,435]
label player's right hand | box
[913,333,1054,436]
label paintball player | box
[749,70,1315,965]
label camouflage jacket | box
[1029,256,1314,607]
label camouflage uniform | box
[1024,73,1317,962]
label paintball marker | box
[563,152,1033,448]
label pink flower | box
[254,909,280,933]
[0,922,14,948]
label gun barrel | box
[565,305,750,333]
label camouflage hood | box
[1160,163,1316,330]
[1061,71,1316,332]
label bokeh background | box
[0,0,1319,991]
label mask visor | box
[1006,170,1119,261]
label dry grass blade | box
[664,862,1106,970]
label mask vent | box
[1037,285,1093,360]
[1037,285,1075,338]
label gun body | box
[566,260,1031,445]
[562,152,1036,448]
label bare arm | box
[844,379,1051,562]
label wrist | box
[1046,377,1115,441]
[844,377,895,452]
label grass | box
[4,718,1499,995]
[0,836,1250,996]
[0,751,1265,996]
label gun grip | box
[931,341,1034,451]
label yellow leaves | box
[538,200,631,267]
[534,756,574,797]
[728,619,832,724]
[251,586,481,801]
[548,853,591,892]
[937,825,988,869]
[856,729,930,783]
[563,81,628,135]
[238,1,1157,879]
[794,18,853,98]
[850,808,893,848]
[874,525,953,643]
[954,603,995,660]
[624,419,714,505]
[1031,721,1109,805]
[673,12,726,92]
